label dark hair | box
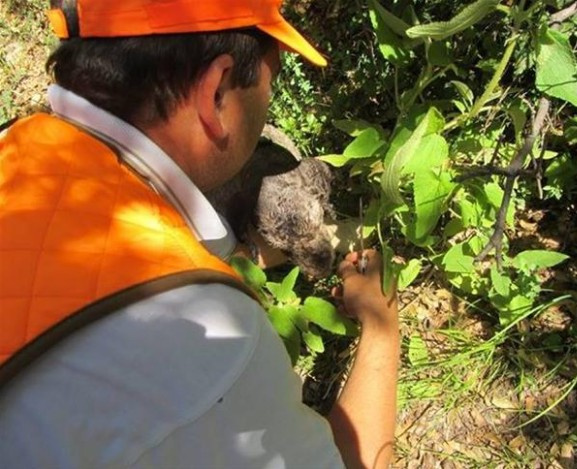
[46,2,275,125]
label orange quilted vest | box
[0,113,249,370]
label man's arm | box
[328,250,400,468]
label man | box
[0,1,399,467]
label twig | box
[550,1,577,25]
[454,165,535,183]
[475,97,550,268]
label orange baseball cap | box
[47,0,327,66]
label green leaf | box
[410,167,455,243]
[344,127,386,158]
[302,330,325,353]
[283,338,301,366]
[230,256,267,291]
[442,243,475,273]
[497,295,533,327]
[513,250,569,270]
[381,107,445,206]
[536,27,577,107]
[427,41,452,66]
[300,297,358,336]
[402,134,448,174]
[369,0,411,65]
[490,266,511,297]
[333,119,376,137]
[408,334,429,366]
[506,99,528,145]
[266,268,300,304]
[405,0,500,40]
[268,305,300,341]
[380,241,397,295]
[565,117,577,145]
[467,235,485,256]
[482,182,515,226]
[450,81,474,107]
[367,0,411,36]
[317,154,358,168]
[459,197,481,227]
[278,267,300,302]
[398,259,422,290]
[545,153,577,195]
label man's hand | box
[329,249,400,469]
[334,249,398,333]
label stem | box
[394,67,401,112]
[468,36,519,119]
[402,63,433,111]
[475,97,550,266]
[550,1,577,24]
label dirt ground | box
[303,204,577,468]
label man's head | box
[46,1,325,190]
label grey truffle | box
[207,126,335,279]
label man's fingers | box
[331,285,343,299]
[338,259,359,280]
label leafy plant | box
[320,0,575,328]
[230,256,358,364]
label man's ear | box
[195,54,234,141]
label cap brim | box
[257,19,327,67]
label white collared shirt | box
[0,88,344,468]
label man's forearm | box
[328,329,400,468]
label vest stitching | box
[25,138,74,345]
[95,164,125,297]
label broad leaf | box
[459,197,482,227]
[536,27,577,107]
[411,167,455,243]
[302,330,325,353]
[506,99,528,145]
[278,266,300,303]
[367,0,411,36]
[381,107,445,206]
[266,267,300,304]
[380,241,397,295]
[497,295,533,326]
[442,242,475,273]
[408,334,429,366]
[490,266,511,297]
[450,81,474,107]
[369,0,411,65]
[405,0,500,41]
[427,41,452,66]
[268,305,300,341]
[230,256,266,291]
[317,154,358,168]
[513,250,569,270]
[482,182,514,226]
[344,127,386,158]
[333,119,376,137]
[402,134,448,174]
[398,259,422,290]
[300,297,358,336]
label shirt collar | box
[47,84,237,259]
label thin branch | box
[472,2,574,267]
[550,1,577,25]
[454,165,535,183]
[475,97,550,267]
